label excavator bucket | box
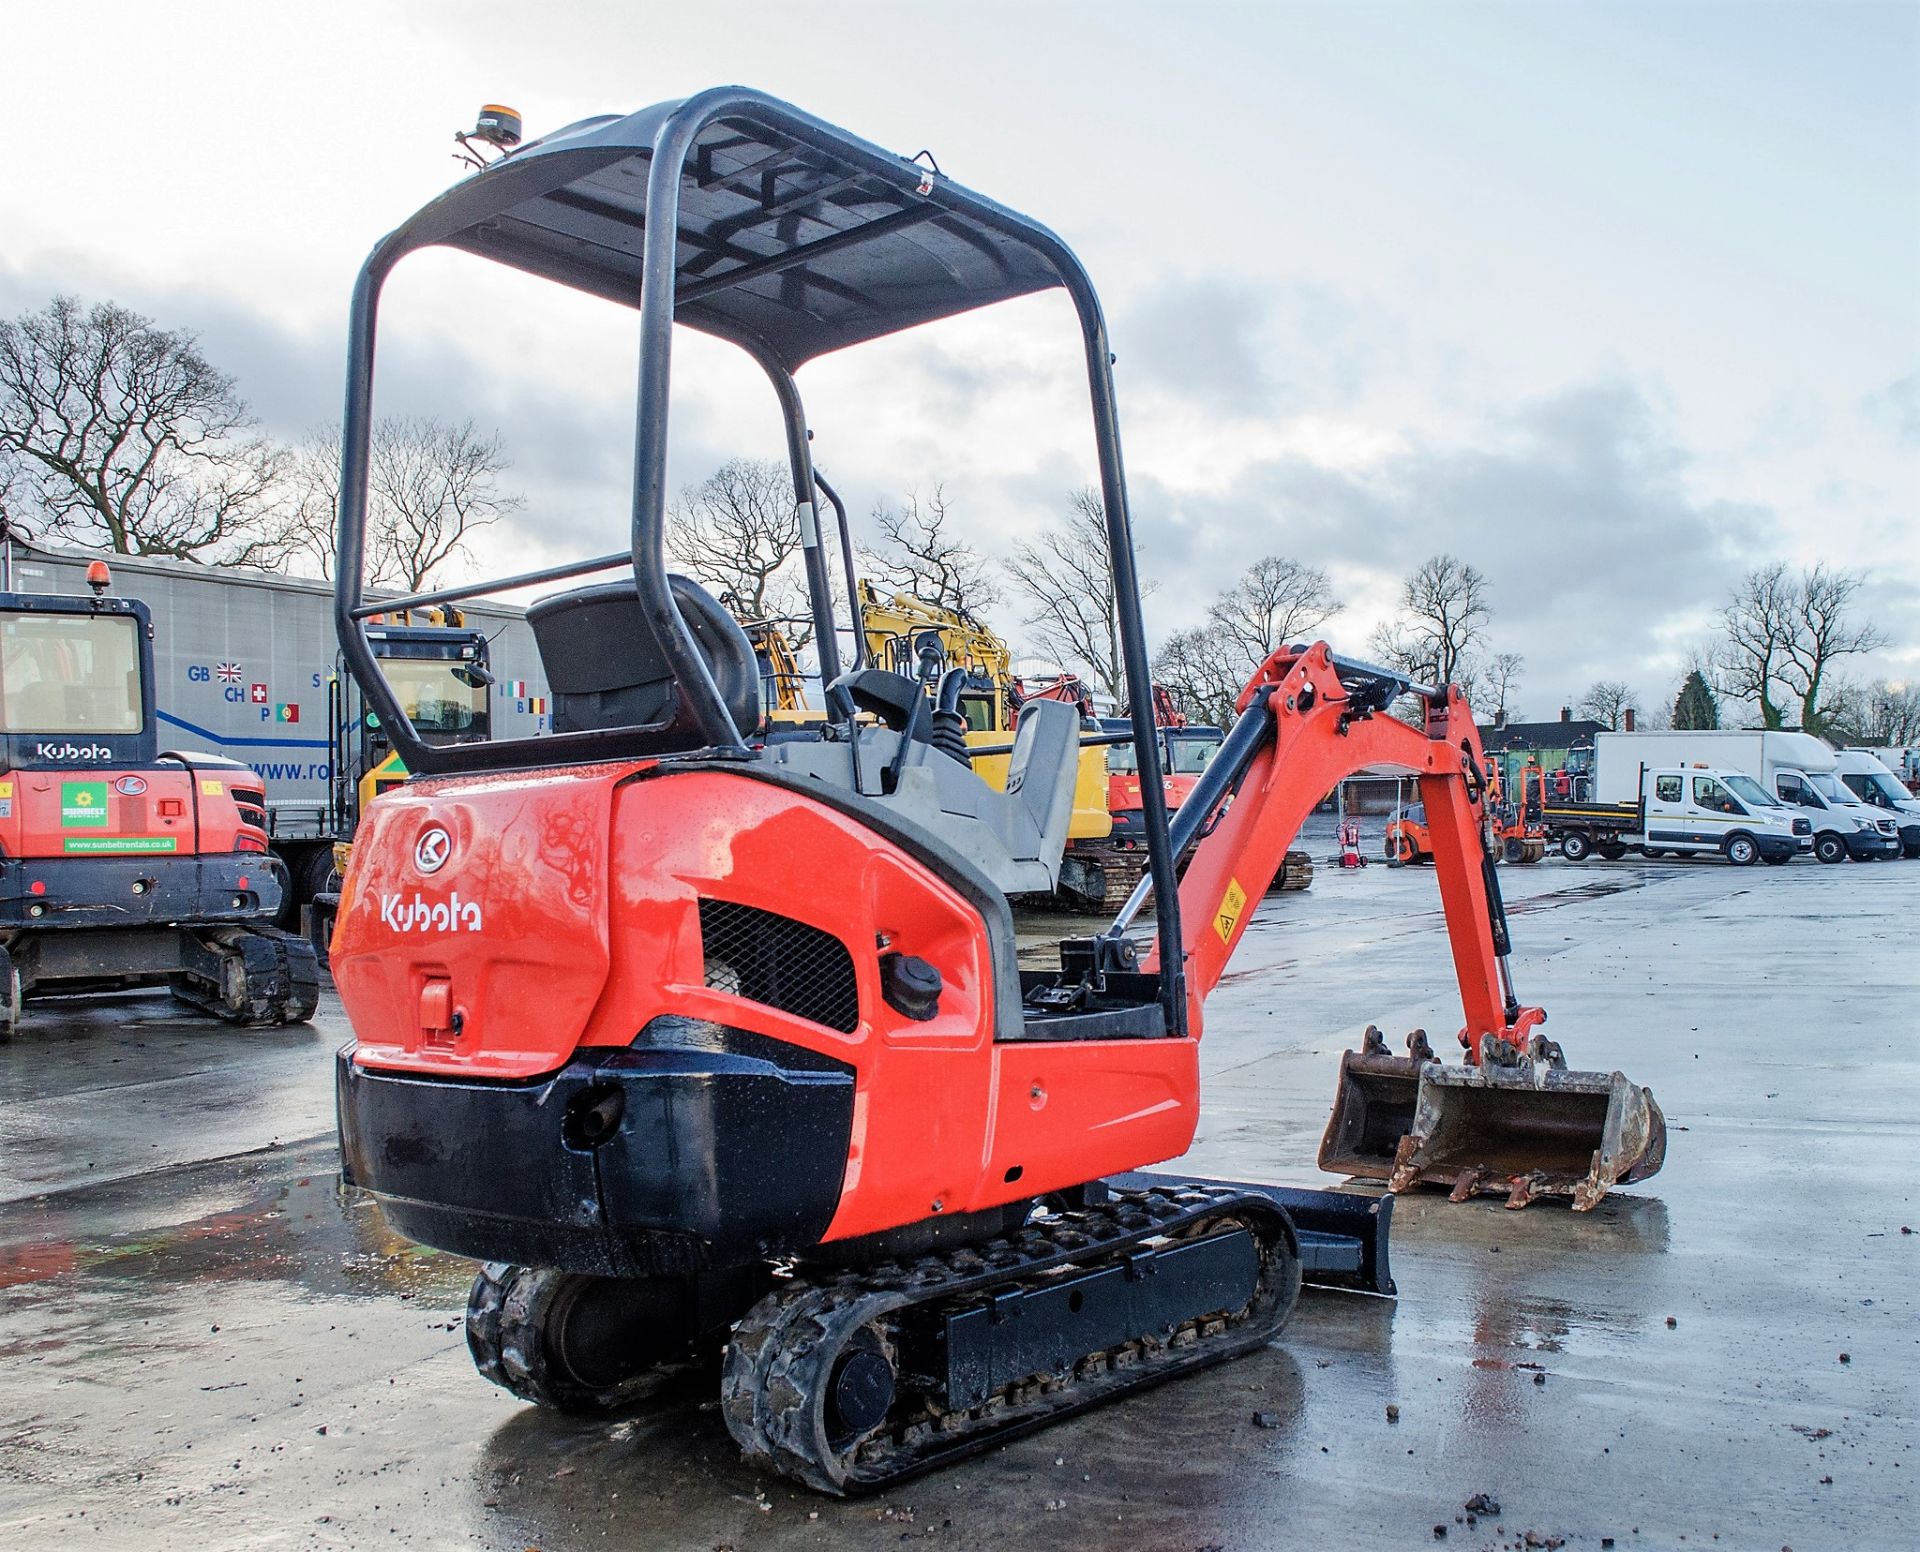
[1320,1028,1667,1211]
[1318,1027,1428,1180]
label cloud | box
[1864,371,1920,446]
[1111,378,1778,711]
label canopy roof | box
[376,89,1072,370]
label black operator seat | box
[527,575,762,749]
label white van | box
[1548,765,1808,864]
[1594,730,1900,864]
[1836,749,1920,858]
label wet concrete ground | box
[2,848,1914,1550]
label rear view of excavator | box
[0,558,318,1038]
[326,90,1664,1495]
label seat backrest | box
[1002,698,1080,873]
[527,574,762,747]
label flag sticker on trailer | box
[249,683,269,704]
[61,781,109,827]
[508,680,527,697]
[216,662,243,683]
[276,703,300,723]
[1214,877,1248,942]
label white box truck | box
[4,540,552,915]
[1588,729,1900,864]
[1542,757,1808,865]
[1836,748,1920,858]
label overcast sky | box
[5,0,1916,717]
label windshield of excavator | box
[1165,732,1223,775]
[381,657,490,738]
[0,610,142,734]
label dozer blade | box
[1320,1028,1667,1211]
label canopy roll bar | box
[333,87,1189,1033]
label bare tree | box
[666,457,813,648]
[1716,563,1887,731]
[1715,563,1798,729]
[1152,624,1244,728]
[268,418,519,590]
[0,295,284,561]
[1815,677,1920,746]
[1206,556,1340,665]
[1006,488,1127,706]
[1778,564,1889,734]
[861,483,1000,617]
[1484,651,1525,724]
[1368,553,1491,688]
[1576,679,1637,730]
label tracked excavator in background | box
[0,557,318,1036]
[1093,685,1314,906]
[327,91,1667,1495]
[1387,755,1545,867]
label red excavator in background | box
[0,555,318,1038]
[328,91,1664,1494]
[1388,755,1545,866]
[1065,683,1312,908]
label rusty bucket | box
[1320,1029,1666,1211]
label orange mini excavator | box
[328,92,1665,1493]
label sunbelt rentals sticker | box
[64,835,179,854]
[61,781,109,827]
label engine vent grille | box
[697,899,859,1034]
[231,786,269,830]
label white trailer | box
[3,540,552,909]
[1592,730,1901,863]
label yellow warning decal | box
[200,779,224,796]
[0,781,12,798]
[1214,877,1249,942]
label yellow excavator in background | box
[734,611,812,719]
[855,582,1115,864]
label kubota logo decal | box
[377,892,483,933]
[414,824,453,874]
[36,742,113,762]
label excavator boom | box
[1115,644,1664,1210]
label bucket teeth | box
[1321,1031,1666,1211]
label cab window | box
[1777,774,1817,807]
[1166,736,1221,775]
[383,659,489,737]
[1654,775,1682,803]
[958,694,998,734]
[1693,776,1740,814]
[0,610,142,734]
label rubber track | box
[171,926,320,1026]
[720,1184,1300,1494]
[1271,848,1315,893]
[466,1263,709,1415]
[1058,848,1148,914]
